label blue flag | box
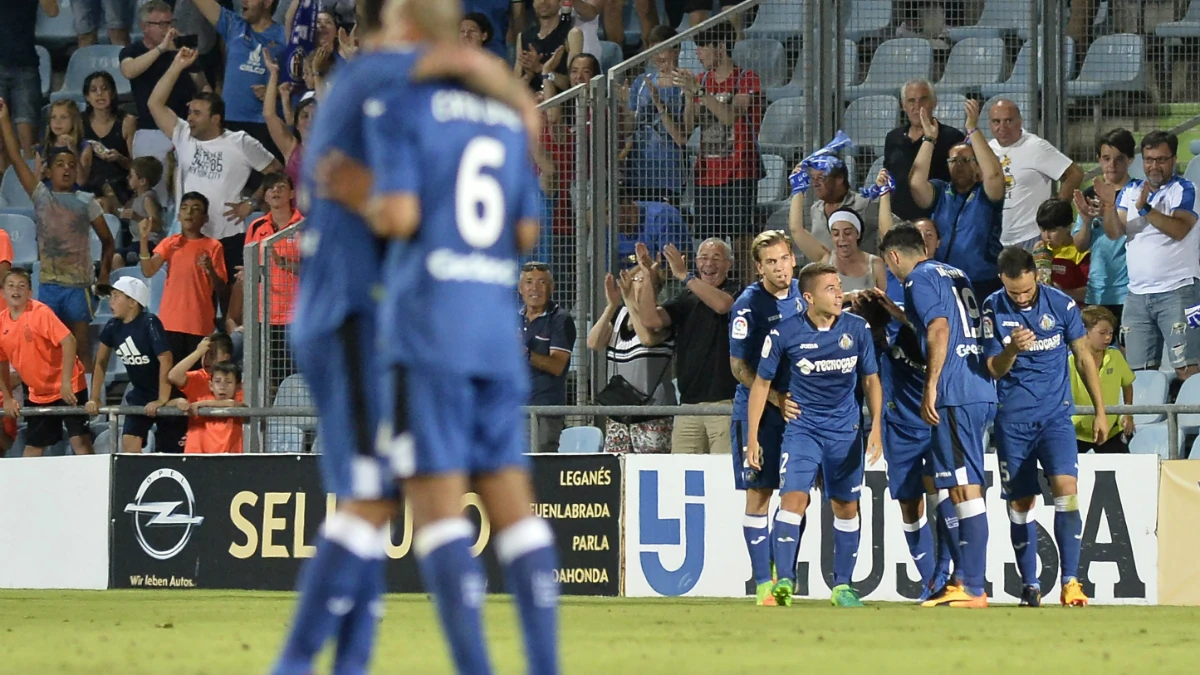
[282,0,319,85]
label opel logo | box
[124,468,205,561]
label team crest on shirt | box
[22,326,32,342]
[731,316,748,340]
[1040,314,1055,330]
[839,333,853,350]
[982,316,994,339]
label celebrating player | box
[364,19,556,675]
[273,0,539,673]
[728,230,804,606]
[879,225,996,608]
[746,263,884,608]
[981,246,1106,607]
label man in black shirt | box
[514,0,580,93]
[883,79,966,221]
[0,0,58,158]
[119,1,207,132]
[635,239,739,454]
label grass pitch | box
[1,591,1198,674]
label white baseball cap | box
[112,276,150,308]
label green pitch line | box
[1,591,1198,674]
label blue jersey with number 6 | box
[364,84,543,380]
[903,259,996,407]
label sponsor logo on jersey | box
[796,356,858,375]
[956,343,985,357]
[1028,333,1063,352]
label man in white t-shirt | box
[147,47,283,278]
[1096,130,1200,381]
[988,99,1084,249]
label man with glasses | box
[121,2,207,133]
[909,99,1006,299]
[1096,130,1200,382]
[520,261,577,453]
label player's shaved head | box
[384,0,462,42]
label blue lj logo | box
[638,469,706,596]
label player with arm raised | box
[365,29,556,675]
[746,263,883,608]
[879,225,997,608]
[981,246,1105,608]
[272,1,538,673]
[728,229,804,606]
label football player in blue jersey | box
[981,245,1107,608]
[363,19,556,675]
[728,230,804,606]
[879,225,997,608]
[273,1,540,673]
[746,262,884,608]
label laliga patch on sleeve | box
[982,316,994,339]
[761,335,773,359]
[732,316,748,340]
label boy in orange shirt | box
[170,361,244,454]
[139,192,228,363]
[0,269,92,456]
[167,333,240,453]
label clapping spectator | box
[1070,306,1135,454]
[623,26,687,205]
[188,0,287,157]
[0,1,58,160]
[86,277,186,454]
[1071,128,1135,335]
[633,240,739,455]
[139,192,228,363]
[263,51,315,189]
[988,99,1084,249]
[516,0,581,92]
[0,269,92,457]
[0,100,115,376]
[884,80,966,221]
[1033,198,1089,303]
[1097,131,1200,380]
[797,158,881,257]
[71,0,131,47]
[587,267,676,454]
[520,262,577,453]
[790,197,887,293]
[112,157,165,269]
[82,71,137,198]
[148,47,283,277]
[909,99,1005,299]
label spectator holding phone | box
[82,71,136,198]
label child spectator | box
[85,277,186,453]
[112,157,165,269]
[0,100,115,376]
[1034,197,1089,304]
[81,71,137,197]
[168,337,242,454]
[0,269,91,457]
[40,99,94,188]
[139,192,228,363]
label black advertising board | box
[109,453,621,596]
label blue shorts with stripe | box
[882,417,932,501]
[40,283,93,324]
[930,402,995,490]
[291,313,396,500]
[379,365,529,478]
[994,413,1078,500]
[780,424,864,502]
[730,405,785,491]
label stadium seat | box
[865,156,884,186]
[37,46,52,100]
[766,40,857,102]
[935,38,1005,94]
[757,154,789,211]
[764,206,789,233]
[1126,422,1180,459]
[745,0,807,42]
[104,213,124,249]
[1174,376,1200,433]
[1190,434,1200,459]
[266,425,306,453]
[1128,154,1146,181]
[732,38,787,89]
[599,40,623,73]
[36,0,76,46]
[272,373,317,432]
[932,93,969,132]
[981,93,1034,141]
[946,0,1034,42]
[678,41,702,74]
[93,429,115,454]
[1066,34,1146,98]
[90,228,104,263]
[51,46,131,104]
[1,168,33,210]
[844,38,932,100]
[148,268,166,314]
[0,213,38,268]
[980,38,1076,101]
[312,433,322,454]
[1131,370,1168,425]
[31,261,40,298]
[1155,0,1200,38]
[844,0,892,42]
[6,429,25,458]
[757,97,806,159]
[557,425,604,453]
[843,95,899,156]
[1184,157,1200,187]
[1191,139,1200,156]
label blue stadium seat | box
[757,97,805,160]
[37,46,52,100]
[1128,154,1146,181]
[745,0,807,42]
[1066,34,1146,98]
[36,0,76,46]
[51,46,131,104]
[932,93,969,132]
[1183,157,1200,187]
[93,429,115,454]
[1190,433,1200,459]
[844,0,892,42]
[0,213,38,268]
[844,95,899,156]
[266,425,306,453]
[732,38,787,89]
[90,227,103,263]
[272,373,317,433]
[981,38,1075,101]
[1131,369,1168,425]
[946,0,1034,42]
[865,156,884,186]
[599,40,623,73]
[104,213,124,249]
[678,41,701,74]
[148,267,166,314]
[1156,0,1200,38]
[935,38,1005,94]
[1127,421,1179,460]
[31,261,40,298]
[844,38,932,100]
[767,40,857,102]
[757,154,789,212]
[558,425,603,453]
[1174,375,1200,433]
[1,168,33,210]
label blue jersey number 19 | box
[457,137,507,248]
[952,286,982,339]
